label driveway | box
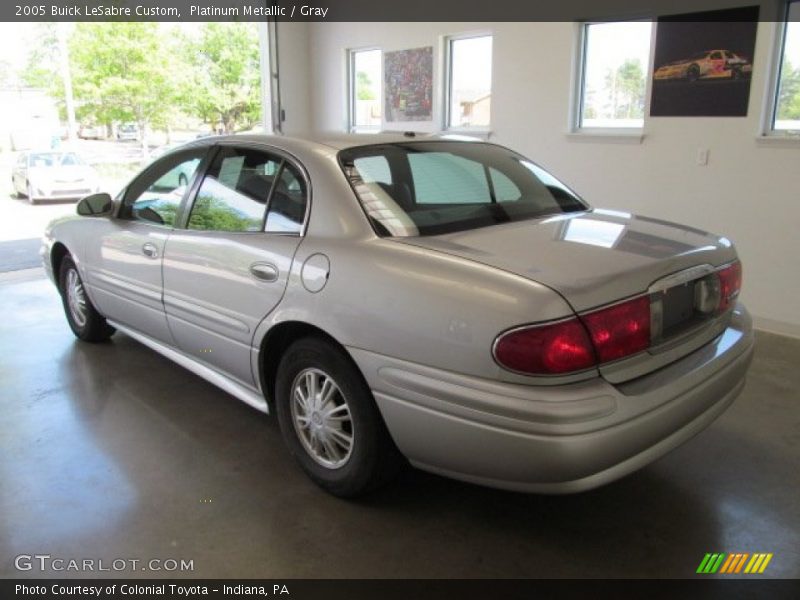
[0,140,140,271]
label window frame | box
[117,146,212,229]
[571,19,654,138]
[178,142,312,237]
[443,31,494,133]
[762,1,800,139]
[347,46,382,133]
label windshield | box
[29,153,84,168]
[339,142,587,237]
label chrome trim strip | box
[648,264,715,294]
[108,320,269,414]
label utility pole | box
[57,23,77,141]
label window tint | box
[122,149,205,227]
[353,155,392,184]
[490,168,521,201]
[409,153,490,204]
[265,163,307,233]
[188,147,281,233]
[341,142,586,237]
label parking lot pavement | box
[0,238,42,272]
[0,139,140,241]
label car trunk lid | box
[396,209,738,382]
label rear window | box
[339,141,586,237]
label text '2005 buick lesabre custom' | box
[43,133,753,496]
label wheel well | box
[51,242,70,283]
[258,322,350,409]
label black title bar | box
[1,0,794,22]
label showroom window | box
[770,1,800,133]
[576,21,652,130]
[348,48,382,132]
[445,34,493,130]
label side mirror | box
[77,193,113,217]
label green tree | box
[68,23,175,154]
[180,23,261,133]
[605,59,645,119]
[356,71,374,101]
[20,24,59,90]
[777,60,800,121]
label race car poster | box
[650,6,759,117]
[384,47,434,122]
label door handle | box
[250,262,278,282]
[142,243,159,259]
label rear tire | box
[275,337,403,497]
[58,256,115,342]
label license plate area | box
[649,265,720,348]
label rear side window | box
[339,142,586,237]
[187,146,307,234]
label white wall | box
[306,19,800,337]
[276,22,313,136]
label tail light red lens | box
[581,296,651,363]
[494,296,650,375]
[493,318,595,375]
[717,261,742,313]
[495,261,739,376]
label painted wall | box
[304,19,800,337]
[276,22,313,136]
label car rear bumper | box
[349,304,754,493]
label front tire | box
[275,337,402,497]
[58,256,115,342]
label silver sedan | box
[42,133,753,496]
[13,150,101,204]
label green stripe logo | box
[697,553,726,574]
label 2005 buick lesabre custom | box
[42,133,753,497]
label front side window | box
[340,142,587,237]
[773,1,800,132]
[578,21,652,129]
[187,146,307,234]
[348,48,382,132]
[446,34,493,129]
[121,149,205,227]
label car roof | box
[180,131,484,156]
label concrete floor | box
[1,270,799,579]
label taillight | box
[494,296,650,375]
[717,261,742,313]
[495,262,739,377]
[493,318,595,375]
[581,296,651,363]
